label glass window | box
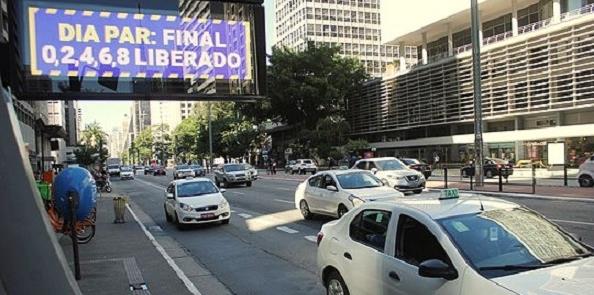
[176,181,219,198]
[439,208,591,278]
[396,215,450,267]
[308,175,322,188]
[350,210,392,251]
[355,161,367,170]
[375,159,407,170]
[336,172,382,189]
[322,174,337,188]
[223,164,245,172]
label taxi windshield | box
[439,208,591,278]
[177,182,219,198]
[376,159,407,171]
[336,172,382,189]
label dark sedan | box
[144,166,154,175]
[461,158,514,178]
[400,158,432,178]
[190,165,205,177]
[152,165,166,176]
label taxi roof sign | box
[439,188,460,200]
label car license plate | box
[200,213,215,219]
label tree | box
[75,122,109,166]
[267,44,368,129]
[133,127,153,163]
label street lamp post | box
[208,102,213,173]
[470,0,484,186]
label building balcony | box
[391,2,594,70]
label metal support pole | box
[563,164,568,186]
[471,0,484,187]
[444,167,448,189]
[532,166,536,194]
[498,168,503,192]
[208,102,213,173]
[470,170,474,191]
[68,194,81,280]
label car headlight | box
[179,203,193,212]
[219,200,229,209]
[348,195,365,207]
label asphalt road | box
[110,172,594,295]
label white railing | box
[454,44,472,55]
[483,31,513,45]
[561,3,594,21]
[518,18,553,35]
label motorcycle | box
[96,177,112,193]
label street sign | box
[28,7,252,80]
[439,188,460,200]
[285,148,293,155]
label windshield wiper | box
[478,264,547,271]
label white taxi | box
[294,170,404,219]
[317,189,593,295]
[164,178,231,228]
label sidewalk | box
[58,194,227,295]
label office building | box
[274,0,416,77]
[348,0,594,167]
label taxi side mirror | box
[418,259,458,281]
[326,185,338,192]
[220,189,227,193]
[370,168,378,174]
[166,193,174,200]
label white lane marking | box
[227,191,245,195]
[274,199,294,204]
[136,178,166,190]
[230,210,236,213]
[238,213,253,219]
[276,226,299,234]
[552,219,594,226]
[126,204,202,295]
[304,235,317,243]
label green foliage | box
[75,122,109,166]
[267,44,368,128]
[133,127,153,163]
[343,139,370,153]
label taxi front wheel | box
[326,271,349,295]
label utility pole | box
[471,0,484,186]
[208,102,213,173]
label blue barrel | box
[53,167,97,220]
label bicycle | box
[44,197,96,244]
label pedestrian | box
[272,160,277,175]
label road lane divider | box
[304,236,317,243]
[238,213,253,219]
[126,203,203,295]
[274,199,294,204]
[552,219,594,226]
[276,226,299,234]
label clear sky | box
[81,0,470,132]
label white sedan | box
[119,166,134,180]
[295,170,404,219]
[164,178,231,228]
[317,190,594,295]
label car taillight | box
[317,232,324,247]
[496,164,502,169]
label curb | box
[427,188,594,203]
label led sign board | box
[28,7,252,80]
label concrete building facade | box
[274,0,416,77]
[348,0,594,167]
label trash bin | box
[113,196,127,223]
[36,181,52,202]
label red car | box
[152,165,166,176]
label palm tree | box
[80,122,107,148]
